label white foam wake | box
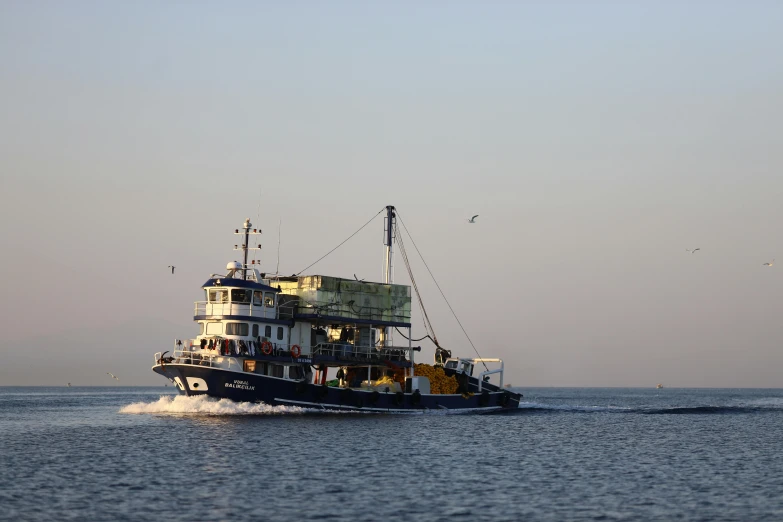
[518,401,631,412]
[737,397,783,408]
[119,395,306,415]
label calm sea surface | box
[2,387,783,522]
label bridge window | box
[277,327,284,340]
[265,325,271,338]
[208,290,228,303]
[206,322,223,335]
[264,293,275,307]
[199,323,205,335]
[252,324,259,337]
[231,289,251,304]
[226,322,249,336]
[253,291,263,306]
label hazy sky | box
[2,1,783,387]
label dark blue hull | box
[153,364,521,413]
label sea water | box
[2,387,783,521]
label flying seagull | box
[168,265,175,274]
[686,248,701,254]
[763,259,775,267]
[467,215,479,223]
[107,372,119,380]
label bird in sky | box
[107,372,119,380]
[763,259,775,267]
[467,215,479,223]
[686,248,701,254]
[168,265,175,274]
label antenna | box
[276,219,282,275]
[255,188,262,265]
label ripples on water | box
[2,387,783,521]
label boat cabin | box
[174,260,418,390]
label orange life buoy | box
[261,341,273,355]
[290,345,301,358]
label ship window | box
[265,325,271,338]
[206,322,223,335]
[199,323,205,335]
[269,364,284,378]
[253,291,263,306]
[208,290,228,303]
[288,366,302,380]
[264,293,275,307]
[252,324,259,337]
[231,289,251,304]
[277,327,284,340]
[226,322,249,336]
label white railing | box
[193,301,298,319]
[194,302,278,319]
[154,349,244,371]
[155,339,416,367]
[162,338,308,359]
[471,358,505,392]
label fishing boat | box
[152,206,521,412]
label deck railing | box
[154,349,244,371]
[311,342,411,362]
[193,302,275,319]
[155,339,418,367]
[193,301,298,319]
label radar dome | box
[227,261,242,271]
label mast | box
[384,205,395,285]
[383,206,395,350]
[234,218,262,280]
[243,219,251,280]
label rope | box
[394,327,435,343]
[292,208,385,276]
[396,211,489,371]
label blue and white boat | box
[152,206,521,412]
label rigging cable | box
[396,211,489,371]
[292,207,385,277]
[395,223,438,344]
